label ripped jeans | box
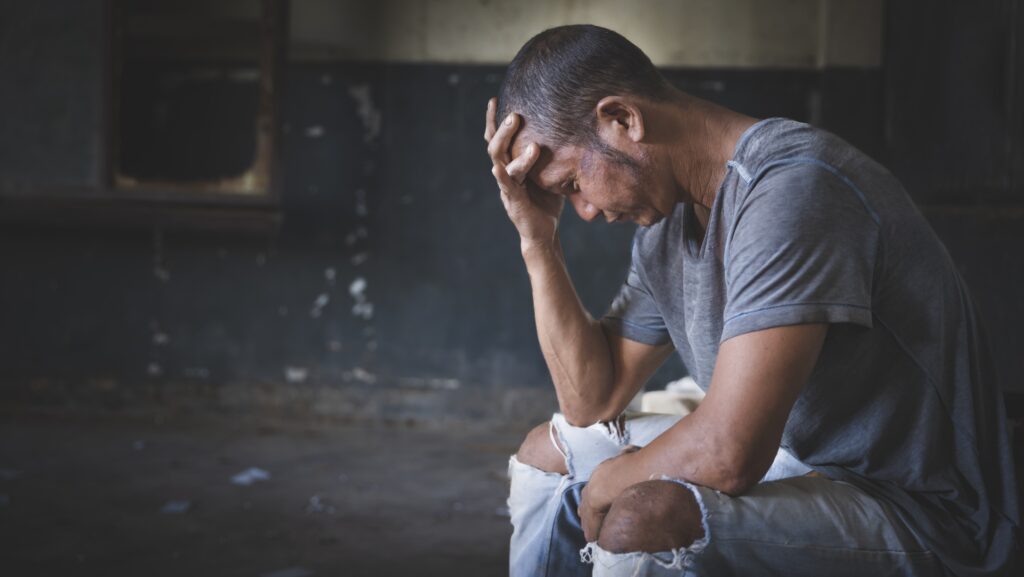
[508,412,949,577]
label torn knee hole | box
[515,421,568,475]
[597,480,704,554]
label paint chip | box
[284,366,309,384]
[349,278,367,299]
[310,293,330,318]
[231,467,271,486]
[352,302,374,320]
[350,367,377,384]
[347,84,381,143]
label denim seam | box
[709,537,937,556]
[546,481,587,577]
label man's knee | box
[596,480,705,554]
[515,421,568,475]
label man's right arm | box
[521,236,674,425]
[486,99,672,425]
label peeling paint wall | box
[0,0,1021,424]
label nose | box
[568,194,600,222]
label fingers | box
[487,110,519,166]
[580,503,606,543]
[505,142,539,184]
[491,163,521,199]
[484,97,497,142]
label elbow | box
[715,470,760,497]
[559,396,623,428]
[705,452,770,497]
[560,406,610,428]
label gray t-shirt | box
[603,118,1019,576]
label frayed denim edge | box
[661,475,711,557]
[577,476,711,572]
[550,414,577,478]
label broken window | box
[113,0,284,197]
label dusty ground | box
[0,409,531,577]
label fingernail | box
[504,114,514,126]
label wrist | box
[592,449,642,507]
[520,237,558,259]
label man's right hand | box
[485,97,564,252]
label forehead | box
[510,130,583,189]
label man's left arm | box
[580,322,827,540]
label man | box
[484,25,1020,577]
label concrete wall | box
[1,0,1020,425]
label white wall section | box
[288,0,882,68]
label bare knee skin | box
[515,421,569,475]
[596,480,705,554]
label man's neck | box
[666,95,757,227]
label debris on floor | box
[0,413,518,576]
[231,467,271,486]
[160,500,191,514]
[0,468,22,480]
[305,495,336,515]
[261,567,313,577]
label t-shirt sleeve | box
[601,235,672,346]
[721,162,879,342]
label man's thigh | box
[588,475,949,577]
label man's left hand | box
[579,445,643,542]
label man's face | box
[511,131,672,227]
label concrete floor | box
[0,409,530,577]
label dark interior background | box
[1,0,1021,425]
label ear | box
[595,96,645,145]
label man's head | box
[495,25,680,226]
[496,25,673,149]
